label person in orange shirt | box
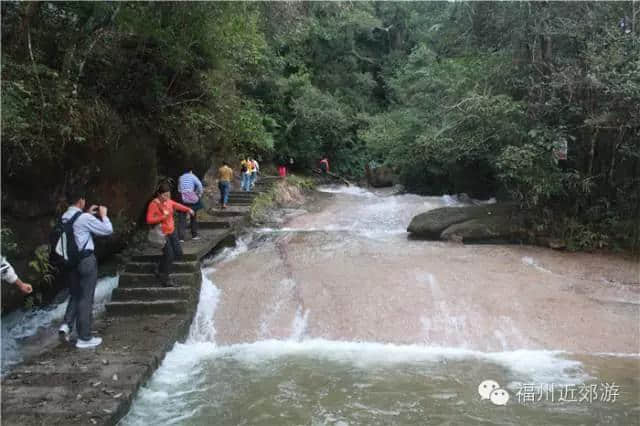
[146,183,194,287]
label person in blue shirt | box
[177,169,203,242]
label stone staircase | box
[106,175,280,317]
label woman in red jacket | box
[146,183,194,287]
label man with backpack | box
[56,187,113,349]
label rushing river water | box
[1,275,119,374]
[121,186,639,425]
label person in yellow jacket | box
[240,157,254,191]
[217,161,233,208]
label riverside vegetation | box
[1,2,639,311]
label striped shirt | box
[178,172,203,195]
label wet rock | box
[440,215,528,243]
[407,204,517,239]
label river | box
[120,185,639,425]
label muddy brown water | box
[121,186,639,425]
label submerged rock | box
[407,203,522,242]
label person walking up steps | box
[177,168,203,242]
[250,157,259,189]
[57,186,113,349]
[217,161,233,209]
[240,157,253,192]
[146,183,194,287]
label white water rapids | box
[1,275,119,373]
[120,185,639,425]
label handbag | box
[147,224,166,249]
[181,191,199,204]
[147,199,167,248]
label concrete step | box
[228,196,256,201]
[199,220,233,229]
[228,191,257,197]
[106,300,190,316]
[228,200,253,205]
[209,210,248,218]
[131,229,233,263]
[118,272,200,288]
[111,286,194,302]
[124,261,200,274]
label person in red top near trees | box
[146,182,194,287]
[319,156,330,174]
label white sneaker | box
[192,236,201,241]
[76,336,102,349]
[58,324,71,342]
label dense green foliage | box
[2,1,639,259]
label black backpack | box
[49,211,85,269]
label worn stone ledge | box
[2,180,275,425]
[1,313,193,425]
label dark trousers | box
[63,267,78,330]
[63,255,98,341]
[177,200,198,240]
[158,231,183,282]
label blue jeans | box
[218,180,230,205]
[250,171,257,188]
[242,172,251,191]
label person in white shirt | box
[250,158,259,189]
[57,186,113,349]
[1,257,33,294]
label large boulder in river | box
[440,215,528,243]
[407,203,519,240]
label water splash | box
[187,268,220,344]
[317,185,375,197]
[522,256,552,273]
[289,306,310,342]
[1,275,119,373]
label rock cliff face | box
[407,203,529,243]
[1,132,160,314]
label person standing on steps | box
[240,157,253,192]
[177,168,203,242]
[146,183,194,287]
[217,161,233,209]
[57,187,113,349]
[1,257,33,294]
[250,157,259,190]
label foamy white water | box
[121,186,639,425]
[187,268,220,343]
[1,275,119,373]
